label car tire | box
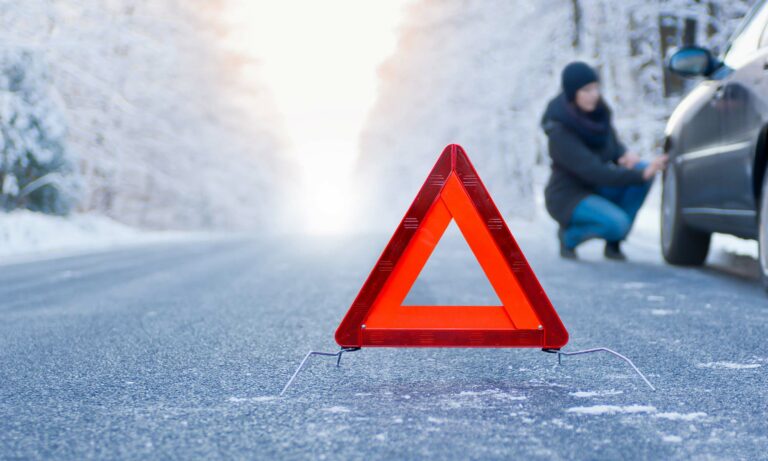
[758,171,768,290]
[661,162,711,265]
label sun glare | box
[225,0,410,234]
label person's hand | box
[618,151,641,169]
[642,154,669,180]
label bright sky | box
[225,0,411,233]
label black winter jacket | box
[541,94,646,227]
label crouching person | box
[541,61,667,260]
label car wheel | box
[758,171,768,290]
[661,162,710,265]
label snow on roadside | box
[0,210,211,265]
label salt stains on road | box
[566,405,708,422]
[566,404,657,415]
[438,388,527,410]
[696,361,761,370]
[650,308,678,316]
[227,396,278,403]
[654,412,707,421]
[661,434,683,443]
[456,389,527,401]
[322,406,351,413]
[622,282,648,289]
[569,390,624,398]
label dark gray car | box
[663,0,768,287]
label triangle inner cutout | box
[403,220,502,306]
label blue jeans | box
[562,163,651,249]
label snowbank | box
[0,210,207,265]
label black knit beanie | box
[561,61,599,102]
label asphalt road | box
[0,228,766,460]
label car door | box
[716,51,768,233]
[675,79,729,215]
[717,7,768,232]
[679,1,768,230]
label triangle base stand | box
[543,347,656,391]
[279,347,360,396]
[279,347,655,396]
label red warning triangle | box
[336,144,568,349]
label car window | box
[724,0,768,68]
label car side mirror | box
[667,46,719,77]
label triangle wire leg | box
[336,347,358,366]
[546,347,656,391]
[280,347,361,396]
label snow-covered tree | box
[0,0,292,230]
[0,49,78,215]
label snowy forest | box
[0,0,290,230]
[0,0,758,233]
[356,0,755,229]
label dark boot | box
[558,229,577,260]
[604,241,627,261]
